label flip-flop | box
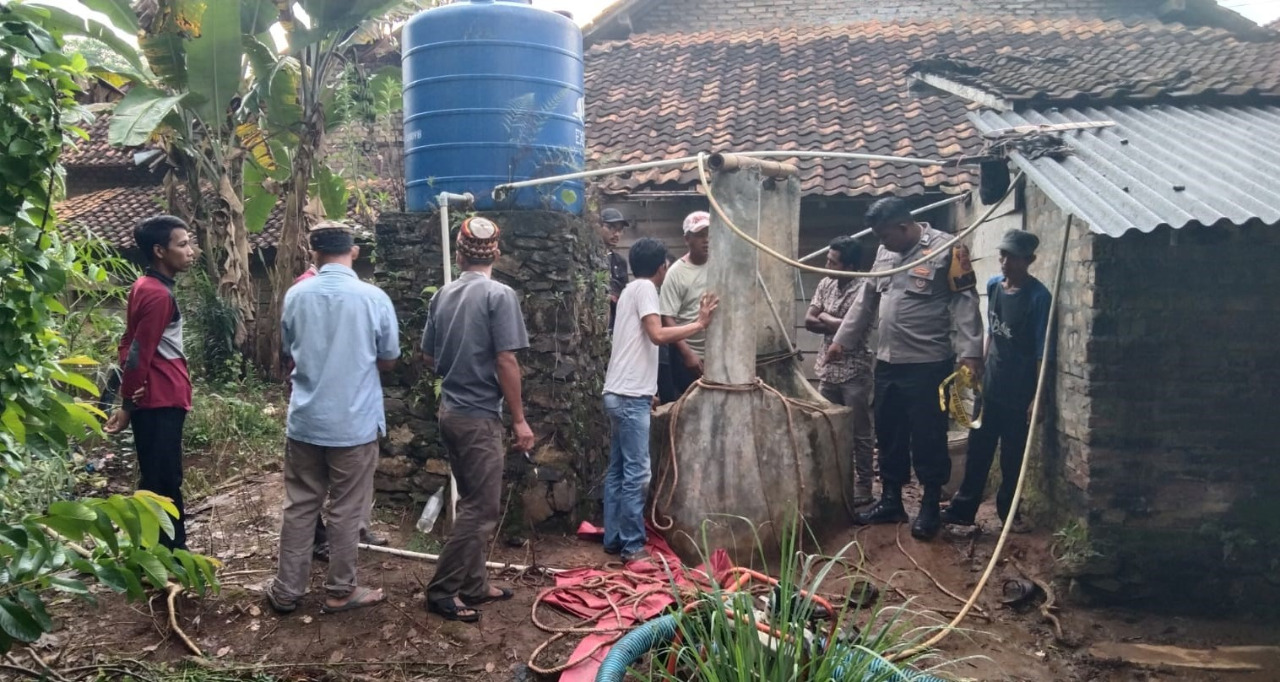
[428,598,481,622]
[265,587,299,614]
[461,587,513,607]
[321,586,385,614]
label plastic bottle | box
[416,486,445,534]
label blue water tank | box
[402,0,585,214]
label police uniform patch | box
[911,265,934,278]
[914,278,928,290]
[948,244,977,292]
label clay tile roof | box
[56,185,385,253]
[62,116,143,169]
[585,18,1280,197]
[911,20,1280,108]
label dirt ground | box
[24,452,1280,682]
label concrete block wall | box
[1007,181,1280,616]
[1076,220,1280,614]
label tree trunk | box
[258,129,316,379]
[214,166,255,350]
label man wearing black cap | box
[598,208,630,330]
[267,221,400,614]
[942,229,1051,533]
[828,198,984,540]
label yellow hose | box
[890,215,1074,662]
[695,152,1075,659]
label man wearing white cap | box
[659,211,711,397]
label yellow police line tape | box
[939,365,983,430]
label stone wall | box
[1016,184,1280,616]
[373,210,611,529]
[632,0,1167,34]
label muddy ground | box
[20,449,1280,682]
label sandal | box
[321,586,385,614]
[265,587,299,614]
[461,587,513,607]
[428,598,481,622]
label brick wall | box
[1015,184,1280,616]
[634,0,1165,33]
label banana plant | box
[242,0,408,377]
[19,0,278,355]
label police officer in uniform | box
[828,197,983,540]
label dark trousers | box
[874,360,952,489]
[669,354,699,398]
[949,401,1030,522]
[131,407,187,550]
[657,361,677,405]
[427,411,504,603]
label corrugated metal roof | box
[970,105,1280,237]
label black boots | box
[911,486,942,540]
[856,485,909,525]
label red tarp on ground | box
[540,522,733,682]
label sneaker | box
[360,529,389,546]
[313,542,330,563]
[621,549,651,563]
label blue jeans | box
[603,393,652,556]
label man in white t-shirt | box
[602,238,718,562]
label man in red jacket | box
[104,215,196,549]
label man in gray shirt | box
[829,197,983,540]
[421,217,535,622]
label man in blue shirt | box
[266,223,400,614]
[942,229,1051,532]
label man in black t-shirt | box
[598,208,630,330]
[942,229,1052,531]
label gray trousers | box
[427,411,504,603]
[819,378,876,496]
[272,438,378,600]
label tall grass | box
[636,519,971,682]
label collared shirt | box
[833,226,983,364]
[283,264,400,447]
[809,277,873,385]
[422,271,529,419]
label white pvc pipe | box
[436,192,473,526]
[359,542,565,574]
[494,156,700,193]
[489,149,956,196]
[796,193,969,263]
[739,150,945,167]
